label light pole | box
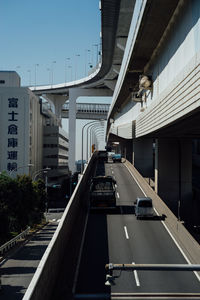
[34,64,39,88]
[75,54,80,80]
[32,167,51,181]
[27,70,31,86]
[93,44,98,65]
[86,122,103,162]
[81,120,104,173]
[47,68,51,84]
[90,124,104,156]
[32,167,51,213]
[85,49,91,76]
[65,57,70,84]
[9,164,34,177]
[68,66,72,81]
[51,61,56,86]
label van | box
[135,197,154,219]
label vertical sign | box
[7,98,19,172]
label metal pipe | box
[106,263,200,271]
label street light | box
[9,164,34,177]
[32,167,51,213]
[27,70,31,86]
[34,64,39,88]
[68,66,72,81]
[51,61,56,86]
[75,54,80,80]
[85,49,91,76]
[81,120,105,173]
[32,167,51,181]
[93,44,98,65]
[65,57,70,84]
[86,123,102,161]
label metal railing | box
[62,103,110,114]
[0,226,30,255]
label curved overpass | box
[30,0,135,96]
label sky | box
[1,0,112,160]
[0,0,102,86]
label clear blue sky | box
[0,0,101,86]
[1,0,111,160]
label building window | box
[0,80,5,84]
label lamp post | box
[32,167,51,213]
[93,44,98,65]
[51,61,56,86]
[86,122,103,162]
[27,70,31,86]
[47,68,51,84]
[75,54,80,80]
[34,64,39,88]
[92,127,105,150]
[68,66,72,81]
[81,120,104,173]
[85,49,91,76]
[9,164,34,177]
[32,167,51,181]
[65,57,70,84]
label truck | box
[90,176,116,208]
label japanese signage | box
[7,98,19,172]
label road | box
[75,161,200,297]
[0,212,62,300]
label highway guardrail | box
[0,226,30,255]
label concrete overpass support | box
[132,138,153,178]
[155,138,192,222]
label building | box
[0,71,70,183]
[0,71,43,176]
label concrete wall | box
[23,152,98,300]
[154,138,192,222]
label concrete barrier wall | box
[125,160,200,275]
[23,152,98,300]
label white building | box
[0,71,43,176]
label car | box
[134,197,154,219]
[112,154,122,163]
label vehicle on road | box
[112,153,122,163]
[90,176,116,208]
[134,197,154,219]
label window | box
[0,80,5,84]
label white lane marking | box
[115,184,117,188]
[124,164,147,197]
[125,164,200,282]
[154,207,200,282]
[112,171,114,174]
[124,226,129,239]
[132,262,140,286]
[117,192,120,198]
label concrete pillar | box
[44,94,67,125]
[155,138,192,221]
[132,138,153,177]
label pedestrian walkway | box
[0,215,61,300]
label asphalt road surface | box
[0,212,62,300]
[75,162,200,297]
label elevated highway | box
[20,1,200,299]
[23,153,200,300]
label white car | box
[135,197,154,219]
